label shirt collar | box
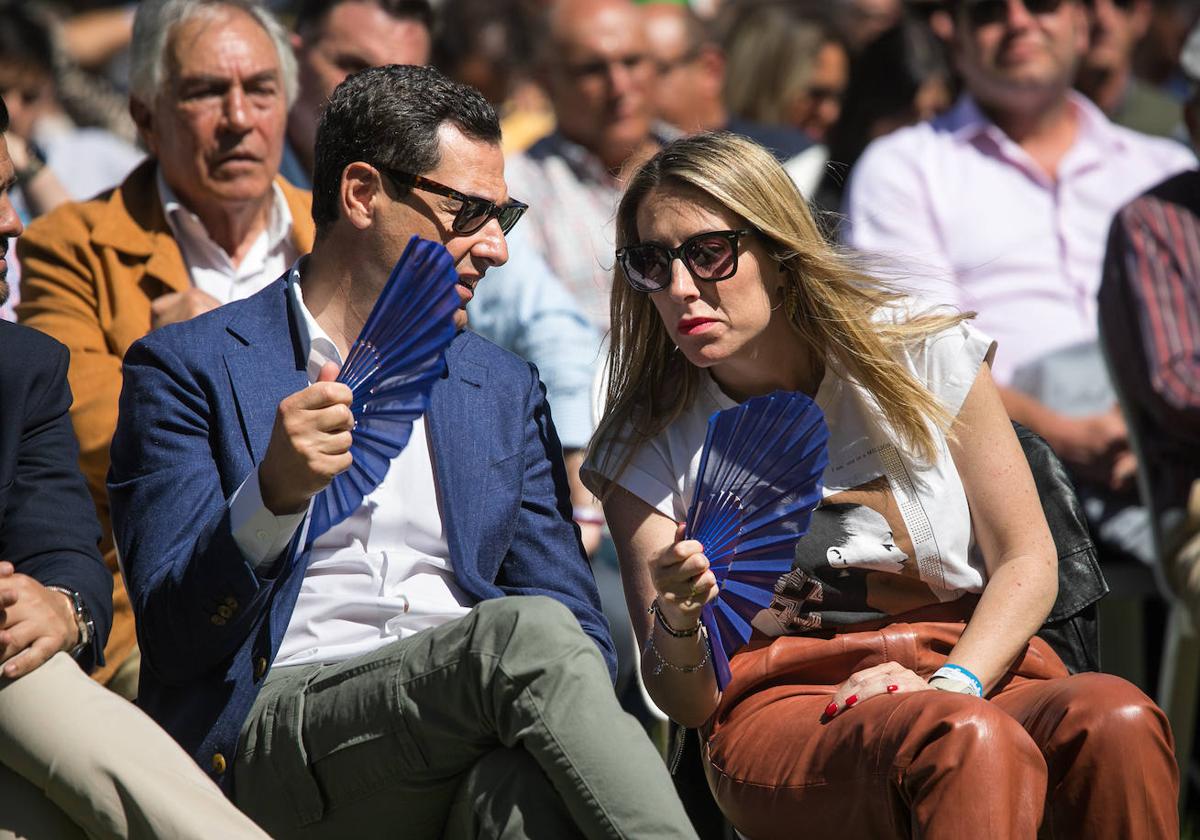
[945,91,1129,155]
[156,167,295,256]
[286,258,344,383]
[534,131,619,187]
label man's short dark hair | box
[0,97,8,134]
[295,0,433,36]
[311,64,501,236]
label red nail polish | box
[845,694,858,707]
[824,702,838,717]
[887,684,899,693]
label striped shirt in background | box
[1100,168,1200,526]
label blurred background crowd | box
[3,0,1200,831]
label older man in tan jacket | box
[16,0,315,693]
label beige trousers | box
[0,653,268,840]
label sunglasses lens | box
[454,200,495,234]
[684,234,737,280]
[966,0,1008,26]
[622,245,671,291]
[497,203,526,234]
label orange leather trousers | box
[703,609,1178,839]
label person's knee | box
[1050,674,1171,746]
[912,693,1043,767]
[477,596,588,652]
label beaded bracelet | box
[930,664,984,698]
[647,598,701,637]
[644,623,710,675]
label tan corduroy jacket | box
[16,159,315,685]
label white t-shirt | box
[584,320,996,633]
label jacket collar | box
[88,158,316,298]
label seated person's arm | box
[1,339,110,676]
[491,363,617,679]
[603,485,721,728]
[109,342,351,685]
[939,362,1058,688]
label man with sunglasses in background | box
[845,0,1193,573]
[108,63,696,839]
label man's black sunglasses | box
[616,229,754,293]
[962,0,1070,28]
[381,169,528,235]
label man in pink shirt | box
[845,0,1193,564]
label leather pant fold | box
[702,609,1178,839]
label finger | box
[311,402,355,434]
[0,561,14,576]
[316,361,341,383]
[827,673,928,718]
[2,637,55,679]
[315,430,354,456]
[671,539,706,563]
[829,662,912,710]
[150,292,182,313]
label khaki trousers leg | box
[234,595,697,840]
[703,618,1178,840]
[0,653,269,840]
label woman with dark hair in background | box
[815,16,952,214]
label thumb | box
[317,361,341,383]
[675,521,688,543]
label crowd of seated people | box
[1,0,1198,837]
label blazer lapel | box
[428,335,489,575]
[222,279,308,464]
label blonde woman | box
[582,132,1177,839]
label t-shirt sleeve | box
[582,432,679,520]
[914,320,997,419]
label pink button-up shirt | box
[844,93,1194,384]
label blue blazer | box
[0,321,110,670]
[108,276,614,793]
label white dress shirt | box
[158,169,298,303]
[229,266,470,667]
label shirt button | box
[211,614,227,627]
[211,752,227,774]
[224,596,239,610]
[256,529,269,543]
[254,656,268,680]
[217,605,233,619]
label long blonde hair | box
[589,132,969,486]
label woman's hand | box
[651,522,719,629]
[824,661,933,719]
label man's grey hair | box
[129,0,298,106]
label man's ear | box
[340,161,382,231]
[129,96,158,157]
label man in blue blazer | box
[109,65,694,839]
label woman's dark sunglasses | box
[382,169,528,235]
[963,0,1067,28]
[616,229,754,293]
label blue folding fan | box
[306,235,460,542]
[685,391,830,690]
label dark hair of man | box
[0,96,9,134]
[294,0,433,36]
[311,63,501,236]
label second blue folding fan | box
[307,235,460,542]
[685,391,830,690]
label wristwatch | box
[45,586,94,661]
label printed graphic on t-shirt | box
[751,463,943,636]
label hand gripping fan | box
[684,391,830,690]
[306,235,460,542]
